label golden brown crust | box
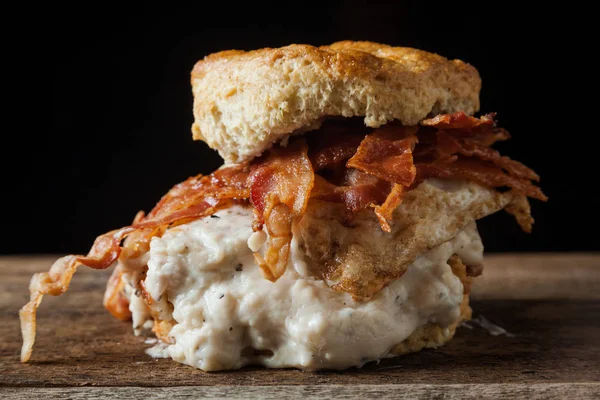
[448,254,474,294]
[191,41,481,163]
[392,293,472,355]
[392,255,473,355]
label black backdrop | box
[6,2,595,254]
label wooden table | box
[1,254,599,399]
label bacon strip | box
[308,120,365,171]
[346,124,418,229]
[21,112,547,362]
[373,184,405,233]
[421,111,496,131]
[436,131,539,181]
[20,165,250,362]
[347,125,418,185]
[136,165,250,229]
[103,265,132,321]
[470,128,511,147]
[311,171,391,218]
[248,139,314,281]
[19,226,133,362]
[416,158,548,202]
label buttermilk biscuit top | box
[190,41,481,164]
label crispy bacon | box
[103,265,132,321]
[308,119,366,171]
[470,128,511,147]
[311,171,391,218]
[248,139,314,281]
[412,114,546,228]
[435,131,539,181]
[19,226,133,362]
[347,124,418,185]
[135,165,250,229]
[421,111,496,132]
[21,112,547,363]
[19,165,250,362]
[346,124,418,229]
[309,114,542,232]
[416,158,548,202]
[374,184,405,233]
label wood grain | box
[2,384,600,399]
[0,254,599,396]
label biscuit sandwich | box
[20,41,546,371]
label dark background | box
[5,2,595,254]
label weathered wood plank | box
[471,253,600,300]
[0,254,598,388]
[1,384,599,399]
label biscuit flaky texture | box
[191,41,481,164]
